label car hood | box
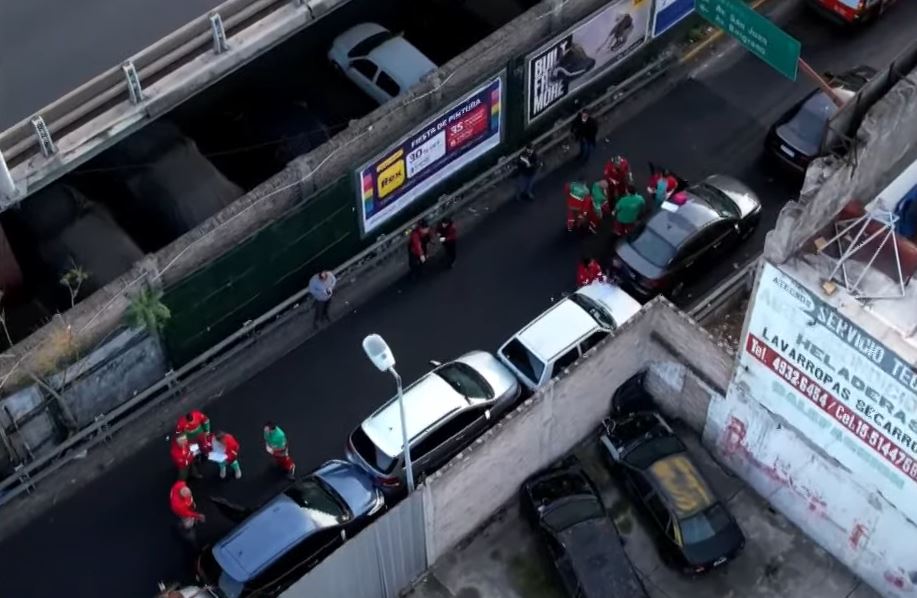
[575,282,641,326]
[315,460,382,517]
[455,350,520,401]
[331,22,389,55]
[557,519,646,597]
[702,174,761,219]
[682,520,746,567]
[614,240,667,281]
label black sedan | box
[765,66,876,174]
[609,175,761,300]
[521,459,647,598]
[599,411,745,575]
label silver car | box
[329,22,437,105]
[346,351,520,495]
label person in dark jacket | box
[436,218,458,268]
[408,220,432,279]
[571,110,598,163]
[515,144,539,201]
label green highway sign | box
[696,0,801,81]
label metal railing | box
[0,0,340,205]
[0,51,678,507]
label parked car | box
[609,175,761,300]
[346,351,520,495]
[807,0,897,25]
[599,411,745,574]
[765,66,876,173]
[329,23,437,105]
[498,282,641,392]
[196,460,384,597]
[521,458,648,597]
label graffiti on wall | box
[737,262,917,523]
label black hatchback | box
[521,459,647,598]
[610,175,760,300]
[765,65,877,174]
[599,412,745,575]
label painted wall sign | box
[652,0,694,37]
[524,0,651,125]
[356,75,504,235]
[737,261,917,521]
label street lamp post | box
[362,334,415,493]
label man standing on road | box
[571,110,598,163]
[613,187,646,237]
[264,422,296,480]
[214,431,242,480]
[308,270,336,327]
[170,480,205,542]
[176,411,211,456]
[170,434,200,481]
[436,218,458,269]
[407,220,432,279]
[515,144,539,201]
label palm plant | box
[126,287,172,334]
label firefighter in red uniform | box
[407,220,432,279]
[214,431,242,480]
[566,182,595,233]
[603,155,632,201]
[176,410,211,455]
[170,480,205,541]
[170,434,200,481]
[576,257,607,288]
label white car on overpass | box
[498,283,642,391]
[329,23,437,105]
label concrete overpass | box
[0,0,348,209]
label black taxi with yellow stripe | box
[599,409,745,574]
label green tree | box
[126,287,171,334]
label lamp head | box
[362,334,395,372]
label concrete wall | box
[705,388,917,598]
[422,303,654,562]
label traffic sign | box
[696,0,801,81]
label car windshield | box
[788,95,835,144]
[500,338,546,384]
[625,436,684,469]
[435,362,493,399]
[679,503,732,545]
[690,184,739,219]
[348,31,394,58]
[284,478,349,524]
[568,293,616,329]
[628,224,677,268]
[542,496,604,532]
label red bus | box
[808,0,898,24]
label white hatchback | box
[498,283,641,391]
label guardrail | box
[0,0,339,206]
[0,50,678,507]
[687,257,758,324]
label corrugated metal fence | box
[280,489,427,598]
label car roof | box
[332,22,390,53]
[368,38,436,88]
[361,372,467,457]
[558,519,648,597]
[213,494,319,583]
[575,283,642,325]
[646,199,719,247]
[517,298,600,360]
[647,453,716,519]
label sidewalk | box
[406,425,879,598]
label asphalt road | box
[2,3,916,597]
[0,0,223,130]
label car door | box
[347,58,383,102]
[544,346,581,385]
[254,528,343,595]
[578,330,609,356]
[411,406,490,479]
[374,70,402,102]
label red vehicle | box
[807,0,897,24]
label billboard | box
[525,0,652,124]
[737,262,917,521]
[357,76,504,235]
[652,0,694,37]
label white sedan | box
[329,23,437,105]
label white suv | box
[498,283,641,391]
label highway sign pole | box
[797,58,847,107]
[696,0,801,81]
